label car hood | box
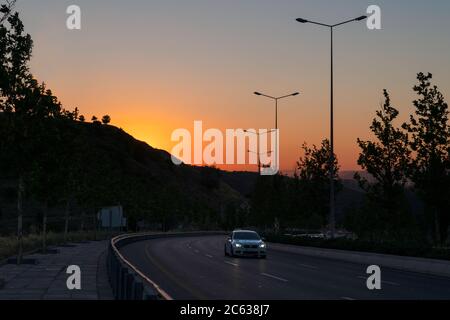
[234,240,263,245]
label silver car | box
[224,230,267,259]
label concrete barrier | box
[106,231,227,300]
[269,242,450,278]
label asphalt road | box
[120,235,450,300]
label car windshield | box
[234,232,260,240]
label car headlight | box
[234,243,242,248]
[259,243,266,248]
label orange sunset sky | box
[17,0,450,173]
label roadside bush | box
[0,231,119,261]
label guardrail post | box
[133,280,144,300]
[120,266,128,300]
[106,246,113,282]
[115,259,122,299]
[143,286,158,300]
[113,254,120,298]
[125,272,135,300]
[108,249,116,296]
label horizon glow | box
[15,0,450,173]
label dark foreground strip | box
[0,300,448,320]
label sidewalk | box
[0,240,114,300]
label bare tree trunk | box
[435,209,441,246]
[64,199,70,243]
[80,210,85,232]
[42,201,48,254]
[93,211,97,241]
[109,209,113,236]
[17,175,24,265]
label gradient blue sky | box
[14,0,450,171]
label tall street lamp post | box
[296,15,367,238]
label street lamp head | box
[296,18,309,23]
[254,92,262,96]
[291,92,300,96]
[355,15,367,21]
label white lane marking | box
[261,273,288,283]
[205,254,213,258]
[225,261,239,267]
[298,263,318,269]
[357,276,400,286]
[194,249,200,253]
[341,297,356,301]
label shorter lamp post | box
[248,150,273,175]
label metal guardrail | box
[106,231,227,300]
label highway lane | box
[120,235,450,300]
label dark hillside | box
[0,117,248,233]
